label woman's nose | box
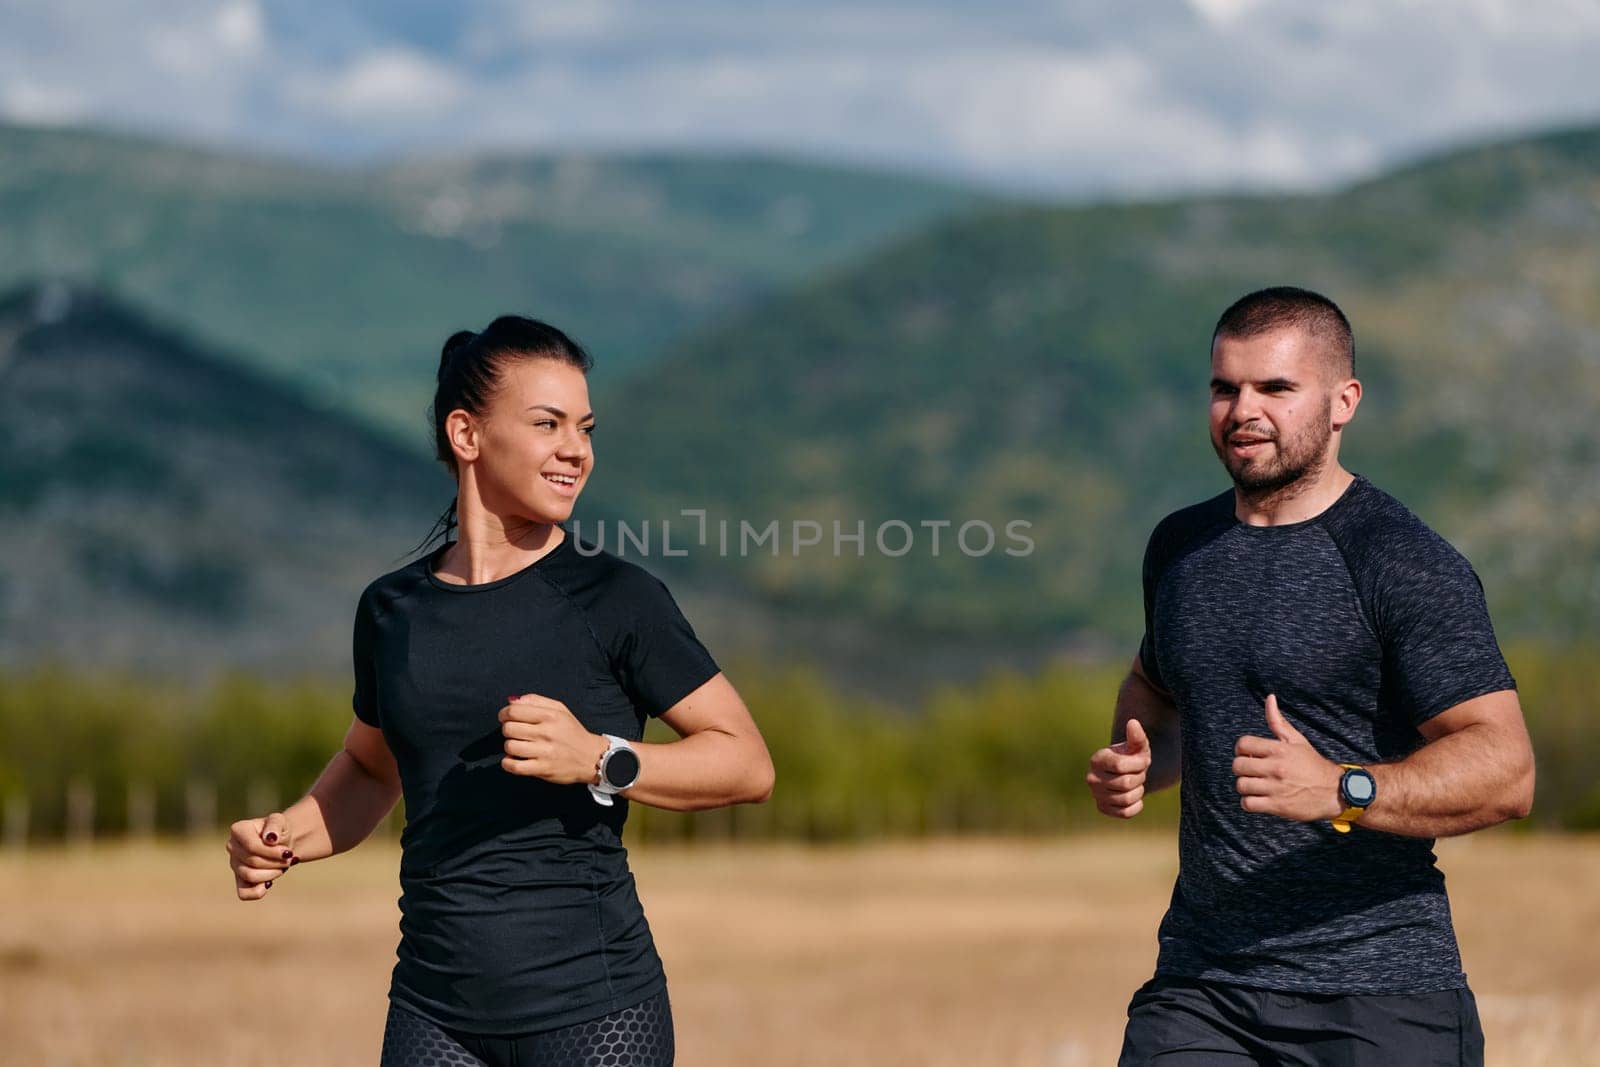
[557,431,590,460]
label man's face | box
[1209,327,1343,494]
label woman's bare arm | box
[228,718,402,899]
[498,673,774,812]
[623,673,775,812]
[283,718,404,861]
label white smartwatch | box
[588,734,641,807]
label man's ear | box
[1331,377,1362,431]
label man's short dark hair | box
[1212,286,1355,378]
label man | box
[1087,286,1535,1065]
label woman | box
[225,317,775,1066]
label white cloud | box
[1185,0,1267,27]
[512,1,627,43]
[215,0,266,54]
[0,0,270,139]
[1,0,1599,193]
[146,0,266,78]
[288,48,466,121]
[0,78,91,124]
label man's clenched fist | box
[1087,719,1152,819]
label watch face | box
[603,748,641,789]
[1342,769,1376,806]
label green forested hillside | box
[0,279,1051,695]
[0,281,448,676]
[6,122,1597,685]
[0,123,980,442]
[591,125,1600,642]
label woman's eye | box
[581,424,597,436]
[534,419,557,429]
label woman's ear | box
[445,408,482,464]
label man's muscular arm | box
[1087,653,1182,818]
[1361,689,1534,836]
[1116,654,1182,793]
[1233,689,1534,837]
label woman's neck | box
[434,513,565,585]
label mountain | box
[590,123,1600,643]
[8,121,1597,692]
[0,122,984,444]
[0,281,1042,697]
[0,281,451,677]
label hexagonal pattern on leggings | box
[525,989,674,1066]
[380,1003,486,1067]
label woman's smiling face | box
[473,357,595,524]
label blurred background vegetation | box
[2,643,1593,844]
[0,120,1595,844]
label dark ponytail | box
[439,330,477,380]
[407,317,593,558]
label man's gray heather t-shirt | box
[1139,474,1515,995]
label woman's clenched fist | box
[499,694,607,786]
[226,811,297,900]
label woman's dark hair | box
[408,316,593,557]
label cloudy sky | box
[3,0,1599,194]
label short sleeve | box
[1374,544,1516,727]
[351,589,381,727]
[1138,523,1170,692]
[609,570,720,717]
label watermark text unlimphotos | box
[570,510,1034,559]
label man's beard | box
[1215,399,1333,496]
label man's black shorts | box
[1118,975,1485,1066]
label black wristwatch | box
[1333,764,1376,834]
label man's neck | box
[1234,464,1355,527]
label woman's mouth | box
[541,472,580,493]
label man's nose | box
[1231,387,1263,423]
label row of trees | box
[1,644,1593,845]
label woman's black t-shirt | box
[350,531,719,1034]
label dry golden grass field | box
[1,832,1596,1065]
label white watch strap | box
[587,734,633,806]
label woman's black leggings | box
[378,989,673,1067]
